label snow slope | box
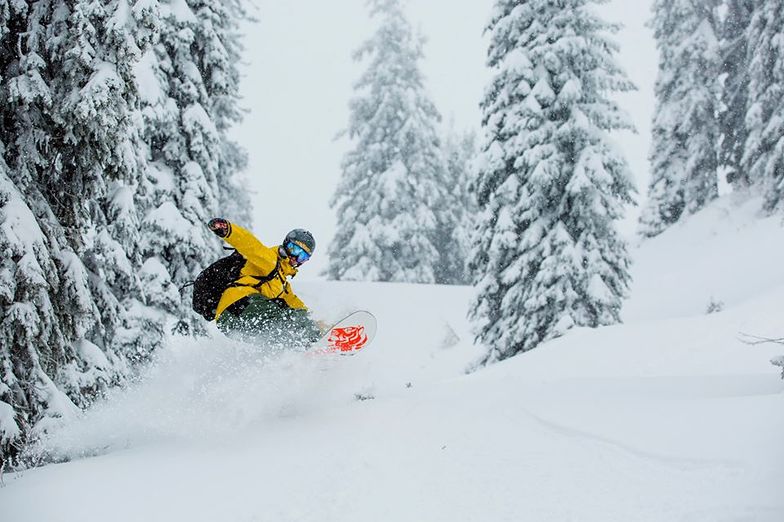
[1,196,783,522]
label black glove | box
[208,218,231,238]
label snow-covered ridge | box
[2,195,782,521]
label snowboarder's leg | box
[217,295,282,339]
[217,295,320,346]
[280,307,322,345]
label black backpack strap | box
[230,257,282,290]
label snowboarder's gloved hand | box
[208,218,231,238]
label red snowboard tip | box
[327,325,368,353]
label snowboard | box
[312,310,377,355]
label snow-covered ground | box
[2,196,783,522]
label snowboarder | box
[205,218,322,346]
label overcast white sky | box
[230,0,657,279]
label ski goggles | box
[285,241,311,264]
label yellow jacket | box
[214,223,307,320]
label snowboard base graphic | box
[312,310,377,355]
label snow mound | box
[625,194,784,321]
[31,335,362,460]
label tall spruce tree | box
[719,0,754,188]
[639,0,721,238]
[469,0,636,364]
[743,1,784,211]
[442,127,478,285]
[326,0,451,283]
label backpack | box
[191,251,246,321]
[190,250,284,321]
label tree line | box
[641,0,783,236]
[327,0,783,366]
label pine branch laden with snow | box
[469,0,636,364]
[193,0,252,223]
[743,1,784,212]
[326,0,457,284]
[0,166,87,462]
[719,0,754,188]
[639,0,721,238]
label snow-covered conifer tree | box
[639,0,721,238]
[719,0,754,187]
[327,0,450,284]
[442,128,478,285]
[469,0,636,364]
[743,1,784,211]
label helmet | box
[284,229,315,255]
[279,229,315,267]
